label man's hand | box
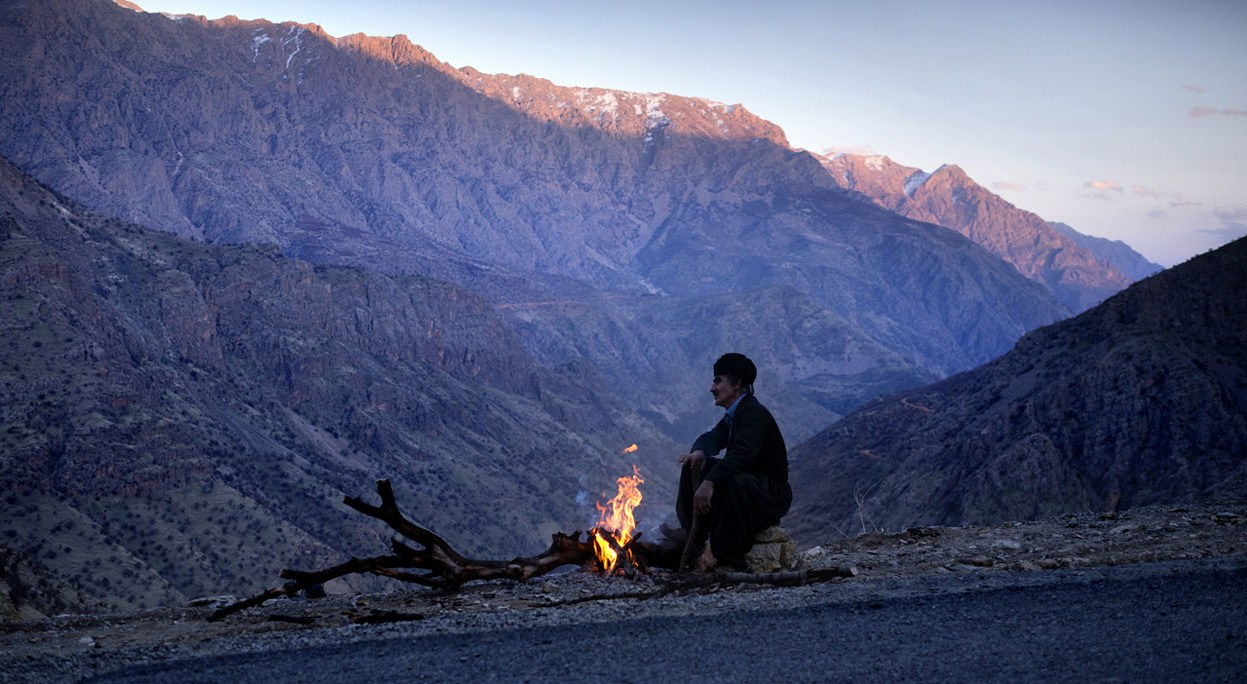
[693,480,715,516]
[677,450,706,472]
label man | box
[673,352,791,571]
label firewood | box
[209,479,596,620]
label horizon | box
[128,0,1247,267]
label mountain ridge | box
[0,153,679,615]
[817,152,1144,312]
[0,0,1071,444]
[788,235,1247,539]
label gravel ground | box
[2,502,1244,682]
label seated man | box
[673,352,792,571]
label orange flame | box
[621,443,638,454]
[591,464,644,573]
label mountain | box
[0,0,1076,447]
[788,237,1247,539]
[817,153,1136,312]
[1048,221,1164,282]
[0,154,682,616]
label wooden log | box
[210,479,597,620]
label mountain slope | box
[0,0,1071,442]
[788,236,1247,538]
[0,155,678,616]
[818,153,1139,312]
[1048,221,1163,282]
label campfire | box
[590,464,645,575]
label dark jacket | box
[691,394,788,485]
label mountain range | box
[816,152,1161,312]
[0,0,1095,446]
[0,0,1215,619]
[789,236,1246,539]
[0,154,690,615]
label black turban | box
[713,353,757,389]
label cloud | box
[1212,206,1247,225]
[1180,84,1206,95]
[1085,180,1123,192]
[821,144,877,157]
[1130,184,1201,208]
[1199,206,1247,242]
[1083,180,1124,199]
[1147,209,1167,219]
[992,181,1026,192]
[1189,106,1247,119]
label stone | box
[745,526,800,573]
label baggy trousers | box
[676,457,793,570]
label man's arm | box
[690,417,729,458]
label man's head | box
[710,353,756,408]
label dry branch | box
[210,479,596,621]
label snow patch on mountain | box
[904,170,931,196]
[251,30,272,63]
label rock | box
[185,595,238,609]
[1016,560,1042,572]
[1213,513,1244,525]
[1037,559,1062,569]
[745,526,800,573]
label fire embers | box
[590,465,646,575]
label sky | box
[132,0,1247,267]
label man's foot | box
[696,544,716,573]
[633,523,692,570]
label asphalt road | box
[96,562,1247,683]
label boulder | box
[745,526,800,573]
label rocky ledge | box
[1,501,1243,682]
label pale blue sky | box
[131,0,1247,266]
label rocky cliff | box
[1048,221,1163,282]
[0,0,1072,444]
[788,236,1247,538]
[818,153,1145,312]
[0,155,681,615]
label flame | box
[621,443,638,455]
[591,464,644,573]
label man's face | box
[710,374,743,408]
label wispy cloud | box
[1189,106,1247,119]
[1147,209,1166,219]
[1131,184,1201,208]
[1198,206,1247,243]
[1180,84,1206,95]
[821,144,877,157]
[1086,180,1123,192]
[992,181,1026,192]
[1083,179,1124,199]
